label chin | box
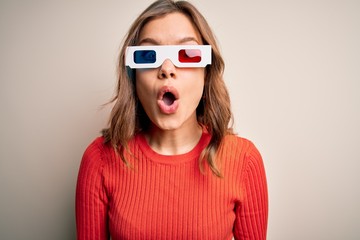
[154,121,182,131]
[148,111,198,132]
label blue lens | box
[134,50,156,64]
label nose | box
[158,58,176,79]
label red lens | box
[178,49,201,63]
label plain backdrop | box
[1,0,359,239]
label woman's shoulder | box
[220,133,263,165]
[220,134,264,177]
[83,136,106,154]
[80,136,114,167]
[222,133,259,153]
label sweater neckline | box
[135,131,211,165]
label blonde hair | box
[102,0,233,177]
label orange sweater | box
[76,132,268,239]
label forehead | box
[138,12,202,45]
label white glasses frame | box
[125,45,212,69]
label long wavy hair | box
[102,0,233,177]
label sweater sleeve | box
[233,142,268,240]
[76,138,110,240]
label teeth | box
[163,92,175,106]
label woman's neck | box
[144,123,203,156]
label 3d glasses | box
[125,45,211,69]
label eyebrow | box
[138,37,200,45]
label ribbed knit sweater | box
[76,131,268,239]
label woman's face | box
[135,12,205,132]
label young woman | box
[76,0,268,239]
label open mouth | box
[157,86,179,114]
[162,92,176,106]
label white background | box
[1,0,359,239]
